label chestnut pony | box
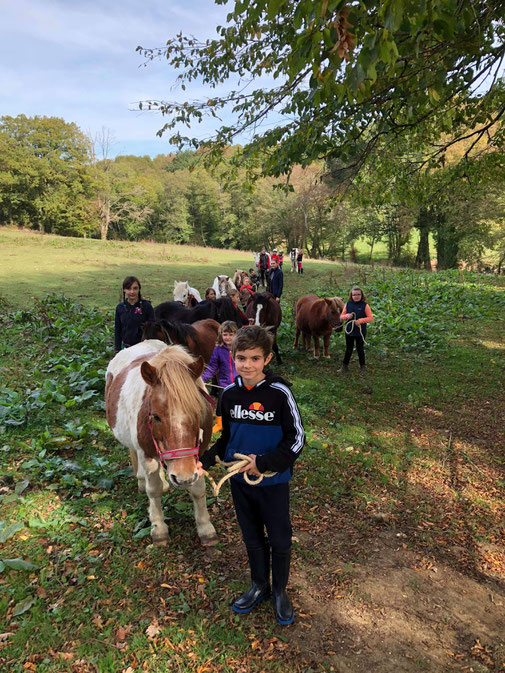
[245,291,283,364]
[294,295,344,359]
[105,341,217,546]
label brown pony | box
[245,292,283,363]
[105,342,217,546]
[142,318,219,363]
[294,295,344,359]
[233,269,248,289]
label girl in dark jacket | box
[114,276,155,352]
[338,286,373,373]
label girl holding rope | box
[338,286,373,373]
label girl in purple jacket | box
[202,321,238,388]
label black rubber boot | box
[338,363,349,374]
[232,546,271,614]
[272,550,294,625]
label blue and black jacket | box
[202,371,305,485]
[344,300,369,337]
[114,299,155,351]
[268,267,284,299]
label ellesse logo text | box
[230,404,275,421]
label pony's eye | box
[153,414,162,423]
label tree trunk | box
[368,236,376,263]
[435,214,459,269]
[99,197,111,241]
[415,208,431,270]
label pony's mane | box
[330,296,345,310]
[149,345,204,429]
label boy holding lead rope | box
[199,326,305,625]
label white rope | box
[344,312,368,345]
[203,453,277,497]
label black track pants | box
[230,479,292,554]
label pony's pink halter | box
[148,387,216,464]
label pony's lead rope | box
[344,312,368,345]
[203,453,277,497]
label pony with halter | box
[105,341,217,546]
[141,318,219,363]
[212,275,237,298]
[173,280,202,307]
[294,294,344,359]
[244,291,283,364]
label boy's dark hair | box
[232,325,273,358]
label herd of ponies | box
[105,265,346,546]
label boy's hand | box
[239,454,261,477]
[196,460,204,477]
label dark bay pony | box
[105,341,217,546]
[155,297,242,329]
[245,292,283,364]
[294,294,344,359]
[142,318,219,363]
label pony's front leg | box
[143,456,170,545]
[188,475,218,546]
[323,333,331,359]
[313,335,320,359]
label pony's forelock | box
[149,346,204,429]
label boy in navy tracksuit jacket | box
[201,326,305,625]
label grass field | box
[1,228,504,673]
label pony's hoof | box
[324,355,330,359]
[152,536,169,547]
[200,534,219,547]
[313,355,319,360]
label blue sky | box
[1,0,231,157]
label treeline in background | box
[1,114,505,272]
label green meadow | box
[1,228,504,673]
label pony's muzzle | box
[168,472,199,488]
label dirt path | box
[288,528,505,672]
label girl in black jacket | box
[114,276,155,352]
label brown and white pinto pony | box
[294,295,344,359]
[245,292,283,364]
[142,318,219,363]
[105,341,217,546]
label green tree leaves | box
[138,1,505,183]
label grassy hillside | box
[1,228,504,673]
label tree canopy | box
[138,0,505,181]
